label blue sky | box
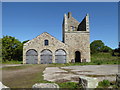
[2,2,118,49]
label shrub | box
[98,80,110,87]
[57,82,82,88]
[97,62,101,65]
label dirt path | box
[2,64,48,88]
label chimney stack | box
[68,12,72,18]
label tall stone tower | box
[62,12,90,62]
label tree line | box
[1,35,29,62]
[1,35,120,62]
[90,40,120,56]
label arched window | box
[44,40,49,46]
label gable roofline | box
[40,32,69,46]
[24,32,68,46]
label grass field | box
[91,52,120,65]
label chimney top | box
[68,12,72,18]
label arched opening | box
[26,49,38,64]
[75,51,81,62]
[55,49,66,63]
[41,49,52,64]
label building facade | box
[23,12,90,64]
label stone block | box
[79,76,98,88]
[116,73,120,87]
[0,82,9,90]
[32,83,59,88]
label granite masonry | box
[23,12,90,64]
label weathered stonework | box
[116,73,120,87]
[23,32,69,64]
[23,12,90,64]
[32,83,59,88]
[63,12,90,62]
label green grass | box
[97,80,118,88]
[98,80,110,87]
[91,52,120,65]
[57,82,82,88]
[2,60,22,64]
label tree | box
[90,40,104,54]
[100,46,112,52]
[90,40,112,54]
[112,48,120,56]
[2,35,23,61]
[22,40,29,44]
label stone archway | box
[55,49,66,63]
[40,49,52,64]
[26,49,38,64]
[75,51,81,62]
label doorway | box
[55,49,66,63]
[26,49,38,64]
[41,49,52,64]
[75,51,81,62]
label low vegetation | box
[98,80,110,87]
[91,52,120,65]
[97,80,118,88]
[57,82,82,88]
[2,60,22,64]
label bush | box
[57,82,82,88]
[98,80,110,87]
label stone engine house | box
[23,12,90,64]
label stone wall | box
[64,31,90,62]
[78,17,86,31]
[62,12,90,62]
[23,32,69,64]
[78,14,90,32]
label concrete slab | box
[43,65,118,83]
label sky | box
[2,2,118,49]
